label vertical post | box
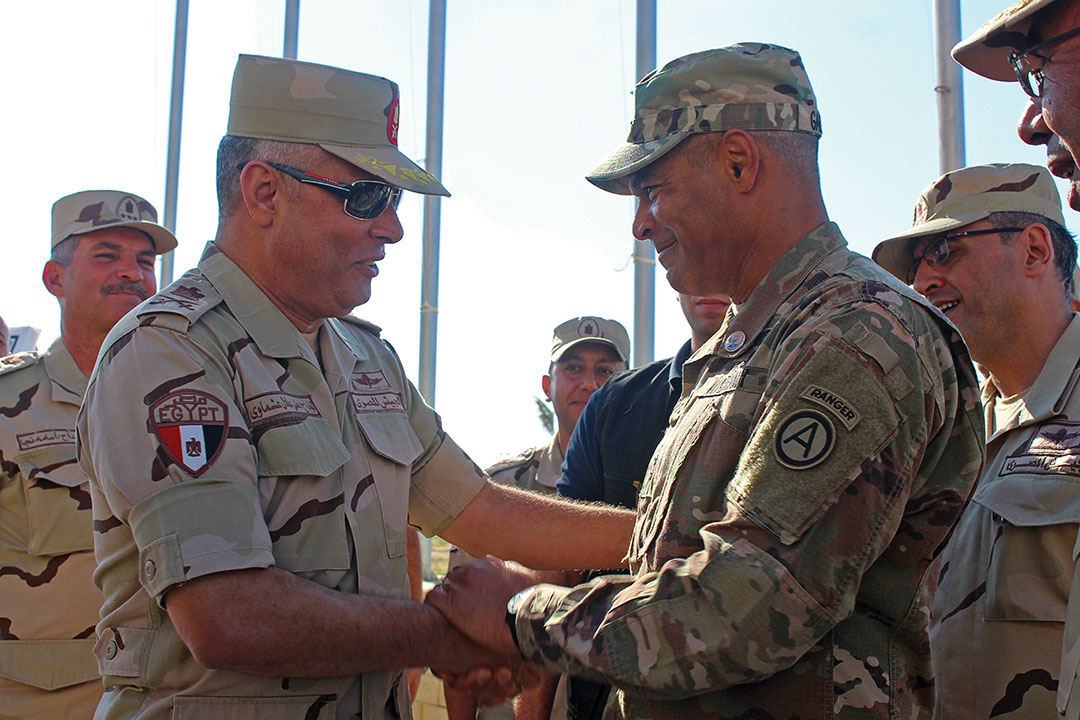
[933,0,966,174]
[283,0,300,60]
[159,0,189,287]
[633,0,657,368]
[418,0,447,581]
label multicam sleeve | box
[513,304,955,697]
[79,323,273,607]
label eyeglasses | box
[1009,25,1080,98]
[237,161,402,219]
[907,227,1024,282]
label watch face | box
[507,587,532,614]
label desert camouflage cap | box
[873,163,1064,281]
[550,316,630,363]
[51,190,177,254]
[227,54,448,197]
[952,0,1058,80]
[586,43,822,195]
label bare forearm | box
[514,672,560,720]
[167,567,496,677]
[444,483,635,570]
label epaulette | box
[486,445,541,474]
[337,314,383,337]
[135,273,223,330]
[0,351,41,378]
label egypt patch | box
[775,409,835,470]
[1000,420,1080,478]
[150,390,228,476]
[799,384,860,430]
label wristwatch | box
[505,587,533,650]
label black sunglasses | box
[237,161,402,219]
[1009,25,1080,98]
[907,227,1024,283]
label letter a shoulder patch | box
[150,390,228,477]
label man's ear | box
[541,374,552,401]
[42,260,66,299]
[717,130,760,193]
[1020,223,1055,279]
[238,162,284,228]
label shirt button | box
[144,559,156,580]
[104,641,118,660]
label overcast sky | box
[2,0,1064,465]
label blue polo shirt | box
[557,338,691,507]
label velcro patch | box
[799,384,861,430]
[774,409,836,469]
[149,390,228,477]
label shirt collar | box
[536,434,565,489]
[668,338,693,391]
[198,242,318,363]
[983,312,1080,437]
[682,222,846,388]
[43,338,88,405]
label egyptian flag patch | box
[149,390,228,476]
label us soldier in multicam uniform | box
[0,190,175,719]
[874,163,1079,718]
[427,43,985,719]
[76,54,635,720]
[446,316,628,720]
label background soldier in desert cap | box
[427,43,985,719]
[954,0,1080,211]
[875,163,1078,718]
[0,190,174,719]
[76,54,634,719]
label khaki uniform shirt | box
[0,339,102,719]
[511,223,985,719]
[932,313,1080,718]
[77,244,487,720]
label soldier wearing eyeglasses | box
[873,163,1078,719]
[0,190,174,719]
[75,54,635,720]
[954,0,1080,212]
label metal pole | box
[633,0,657,368]
[933,0,966,174]
[159,0,189,287]
[417,0,447,581]
[283,0,300,59]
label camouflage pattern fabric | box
[587,43,822,195]
[933,314,1080,718]
[51,189,178,254]
[511,223,985,719]
[445,438,566,720]
[0,339,103,719]
[77,243,488,720]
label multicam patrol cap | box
[51,190,177,254]
[872,163,1064,281]
[586,43,823,195]
[227,54,448,197]
[550,316,630,363]
[952,0,1058,79]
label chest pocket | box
[354,413,423,559]
[13,444,92,556]
[255,420,351,575]
[975,472,1080,623]
[629,366,756,569]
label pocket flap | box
[974,472,1080,527]
[0,638,98,689]
[172,694,337,719]
[355,414,422,466]
[13,444,83,488]
[255,420,350,478]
